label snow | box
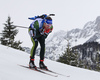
[96,39,100,43]
[0,44,100,80]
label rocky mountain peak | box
[94,16,100,31]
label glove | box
[32,36,37,41]
[44,34,48,39]
[39,28,44,35]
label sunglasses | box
[46,23,52,28]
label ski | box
[18,65,58,77]
[37,67,70,77]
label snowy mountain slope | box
[44,16,100,60]
[0,44,100,80]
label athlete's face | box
[44,23,52,30]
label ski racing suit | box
[28,18,53,60]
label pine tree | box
[0,16,24,51]
[57,39,78,66]
[78,60,84,68]
[0,16,18,46]
[96,53,100,71]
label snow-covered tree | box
[57,39,78,66]
[0,16,24,51]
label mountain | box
[0,44,100,80]
[44,16,100,60]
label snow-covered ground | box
[0,44,100,80]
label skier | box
[28,14,53,70]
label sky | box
[0,0,100,47]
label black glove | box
[44,34,48,39]
[32,36,37,41]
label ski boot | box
[29,59,37,70]
[39,60,48,70]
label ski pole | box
[12,25,29,29]
[12,25,35,30]
[0,33,5,34]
